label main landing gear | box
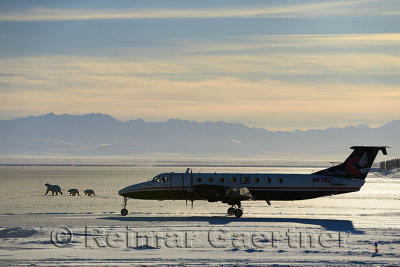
[227,202,243,217]
[121,197,128,216]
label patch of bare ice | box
[0,227,38,238]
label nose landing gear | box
[121,197,128,216]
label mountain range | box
[0,113,398,157]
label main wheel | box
[121,208,128,216]
[234,208,243,218]
[227,207,235,216]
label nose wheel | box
[121,197,128,216]
[121,208,128,216]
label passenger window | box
[232,177,237,183]
[197,177,201,183]
[209,177,213,183]
[241,176,249,184]
[278,178,283,183]
[255,177,259,183]
[220,177,224,183]
[267,178,271,183]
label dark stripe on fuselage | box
[121,190,196,200]
[247,187,360,190]
[248,189,357,200]
[128,186,360,191]
[120,187,359,201]
[132,186,189,191]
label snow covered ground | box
[0,165,399,265]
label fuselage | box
[118,171,365,202]
[118,147,387,217]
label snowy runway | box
[1,165,399,265]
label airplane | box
[118,146,387,217]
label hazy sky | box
[0,0,399,130]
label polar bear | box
[84,189,95,196]
[68,189,79,196]
[45,183,63,195]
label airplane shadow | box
[99,215,364,234]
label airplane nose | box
[118,182,147,197]
[118,185,135,197]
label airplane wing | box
[193,184,253,203]
[223,187,253,200]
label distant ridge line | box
[0,112,398,156]
[1,163,331,168]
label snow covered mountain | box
[0,113,398,156]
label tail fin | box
[313,146,387,179]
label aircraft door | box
[171,174,184,188]
[170,174,185,199]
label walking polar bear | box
[84,189,95,196]
[44,183,63,195]
[68,189,79,196]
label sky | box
[0,0,399,131]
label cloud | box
[0,0,386,22]
[3,39,399,88]
[0,54,399,130]
[186,33,400,53]
[1,30,399,130]
[0,78,398,130]
[229,139,243,145]
[1,49,400,97]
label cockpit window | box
[151,176,160,182]
[150,175,168,183]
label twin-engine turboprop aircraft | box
[118,146,387,217]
